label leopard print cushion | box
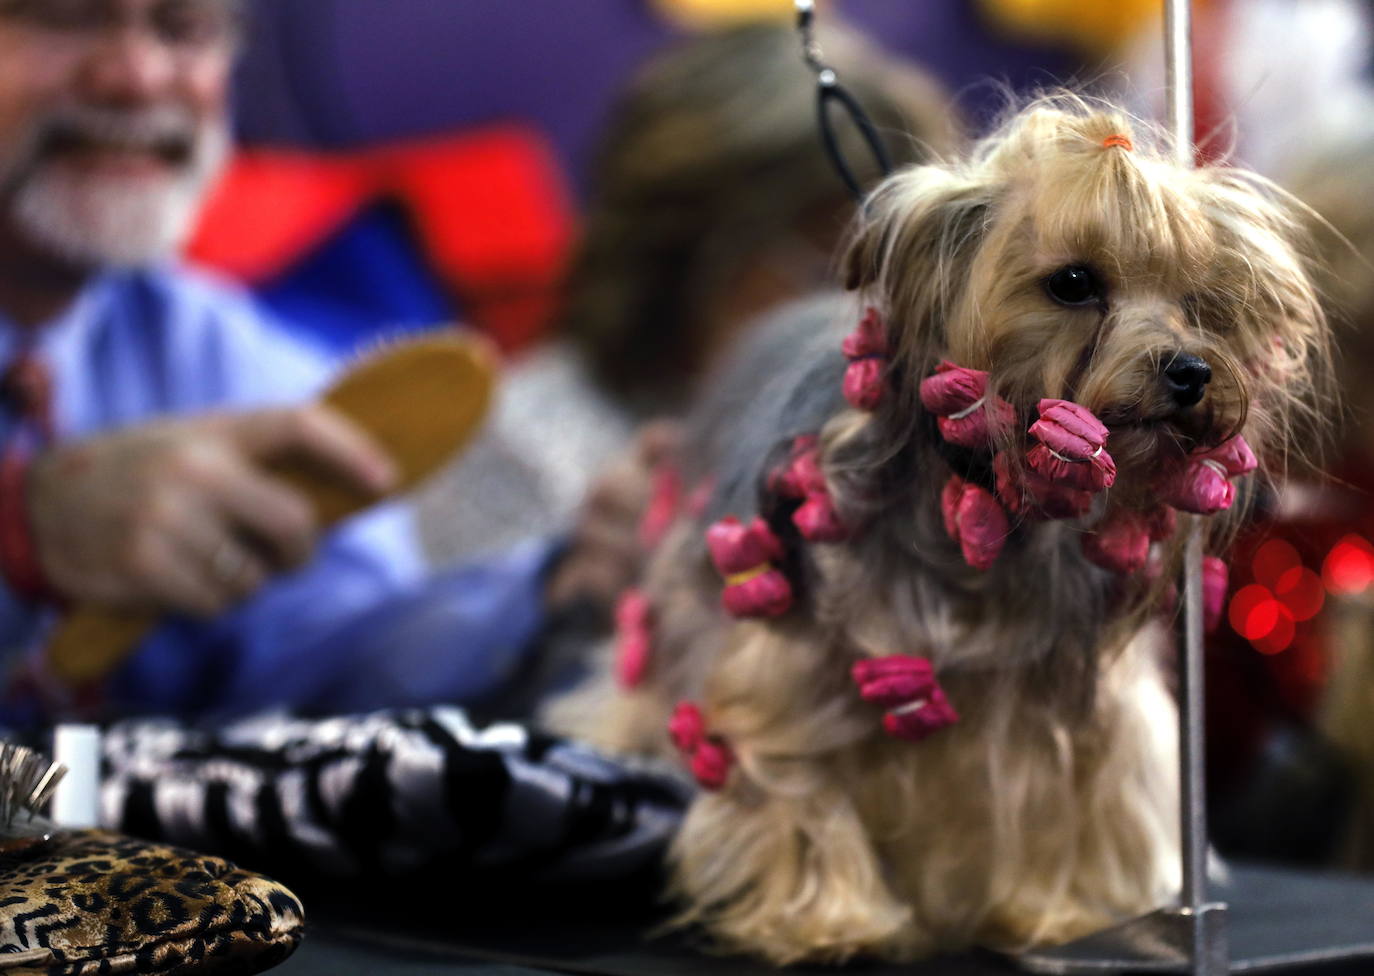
[0,829,303,975]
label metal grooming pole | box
[1166,0,1232,968]
[1023,1,1374,971]
[1022,6,1229,972]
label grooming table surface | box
[273,863,1374,976]
[273,925,1016,976]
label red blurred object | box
[993,450,1094,520]
[940,475,1009,570]
[613,588,654,689]
[689,740,734,791]
[1026,399,1116,492]
[668,700,734,791]
[1207,459,1374,793]
[919,360,1016,449]
[705,516,793,618]
[1252,538,1301,590]
[840,307,889,411]
[1082,508,1150,575]
[668,701,705,754]
[1202,555,1228,633]
[1323,535,1374,594]
[1230,583,1279,642]
[1145,505,1178,542]
[852,656,938,706]
[794,492,847,543]
[770,437,848,543]
[1251,604,1296,656]
[851,655,959,743]
[1274,567,1324,622]
[187,127,574,354]
[1157,436,1256,515]
[639,464,683,551]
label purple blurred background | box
[232,0,1081,194]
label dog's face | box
[845,98,1329,504]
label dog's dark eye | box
[1044,266,1103,307]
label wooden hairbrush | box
[45,332,496,684]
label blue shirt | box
[0,265,553,724]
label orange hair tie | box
[1102,134,1133,151]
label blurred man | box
[0,0,567,722]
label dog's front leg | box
[977,630,1182,950]
[668,772,924,963]
[666,621,927,964]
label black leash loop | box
[795,0,893,203]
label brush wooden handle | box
[45,333,496,684]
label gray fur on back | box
[684,291,856,521]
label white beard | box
[5,112,228,270]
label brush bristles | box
[0,743,65,830]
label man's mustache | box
[0,104,210,202]
[33,105,200,165]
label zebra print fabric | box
[99,707,690,883]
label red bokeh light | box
[1252,603,1296,655]
[1252,538,1301,590]
[1323,535,1374,595]
[1229,583,1279,641]
[1274,566,1324,621]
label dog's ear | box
[840,165,991,375]
[841,166,989,298]
[842,221,886,291]
[841,200,890,291]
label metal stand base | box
[1019,865,1374,974]
[1021,904,1228,974]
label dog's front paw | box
[706,899,923,965]
[670,789,933,964]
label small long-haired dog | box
[554,95,1332,963]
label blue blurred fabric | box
[257,202,457,354]
[0,266,551,725]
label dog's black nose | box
[1162,354,1211,408]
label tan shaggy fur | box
[551,94,1332,964]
